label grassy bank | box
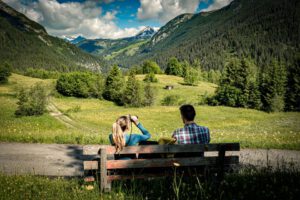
[0,74,299,149]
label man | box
[172,104,210,144]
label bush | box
[0,63,12,84]
[141,60,162,74]
[24,68,60,79]
[15,83,48,116]
[143,72,158,83]
[56,72,104,98]
[214,85,241,107]
[161,95,183,106]
[184,67,199,85]
[165,57,183,76]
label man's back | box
[172,123,210,144]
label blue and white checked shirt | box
[172,123,210,144]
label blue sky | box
[4,0,231,39]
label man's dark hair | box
[180,104,196,121]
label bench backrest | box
[83,143,240,170]
[83,143,240,192]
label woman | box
[109,115,151,152]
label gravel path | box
[0,142,299,177]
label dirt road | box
[0,142,299,177]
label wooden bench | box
[83,143,240,192]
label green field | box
[0,74,300,150]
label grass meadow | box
[0,74,300,200]
[0,74,299,149]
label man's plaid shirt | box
[172,123,210,144]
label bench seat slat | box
[83,143,240,155]
[107,156,238,169]
[83,156,239,170]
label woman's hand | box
[130,115,139,126]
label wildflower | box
[85,185,94,190]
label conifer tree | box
[259,60,287,112]
[0,63,12,84]
[103,65,125,105]
[122,70,142,107]
[214,57,260,108]
[143,81,155,106]
[285,56,300,111]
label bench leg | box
[100,148,111,192]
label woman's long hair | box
[112,115,131,152]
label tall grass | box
[1,166,299,200]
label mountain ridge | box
[110,0,300,70]
[0,1,103,72]
[75,26,156,62]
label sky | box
[3,0,232,39]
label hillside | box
[113,0,300,69]
[0,1,103,72]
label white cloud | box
[3,0,144,39]
[200,0,233,12]
[137,0,201,23]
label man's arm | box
[172,130,178,143]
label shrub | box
[56,72,104,98]
[165,57,183,76]
[15,83,48,116]
[143,72,158,83]
[161,95,182,106]
[0,63,12,84]
[141,60,162,74]
[24,68,60,79]
[184,67,199,85]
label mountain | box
[64,35,86,44]
[75,26,156,62]
[150,14,193,46]
[0,1,103,72]
[112,0,300,70]
[134,26,156,39]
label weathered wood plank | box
[100,148,110,192]
[83,143,240,155]
[83,145,109,155]
[84,176,95,182]
[107,173,173,181]
[84,156,239,170]
[106,156,238,169]
[84,160,98,170]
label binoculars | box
[128,115,138,122]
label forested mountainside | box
[0,1,103,72]
[114,0,299,70]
